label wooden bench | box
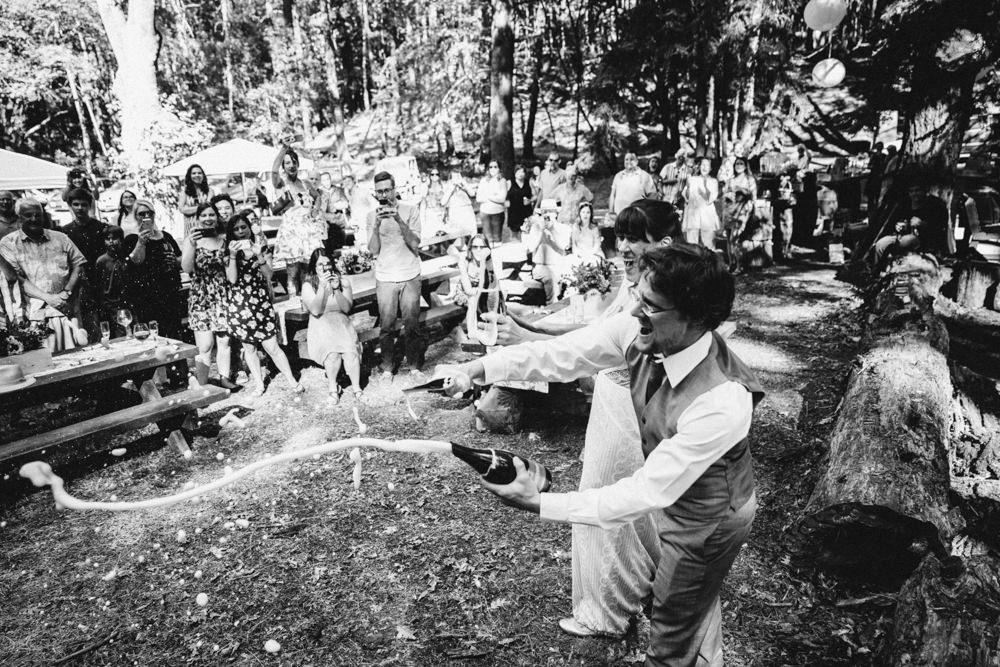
[0,383,230,466]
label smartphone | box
[200,225,218,238]
[229,240,252,253]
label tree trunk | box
[489,0,515,179]
[359,0,372,110]
[942,260,1000,311]
[66,68,95,177]
[93,0,162,171]
[221,0,235,118]
[694,72,711,155]
[322,0,348,159]
[880,554,1000,665]
[290,4,312,141]
[797,254,964,585]
[522,30,543,161]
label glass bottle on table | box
[148,320,159,343]
[99,321,110,345]
[116,308,133,339]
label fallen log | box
[798,254,964,584]
[942,258,1000,311]
[880,554,1000,666]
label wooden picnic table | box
[0,337,228,464]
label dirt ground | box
[0,262,896,666]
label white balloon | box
[804,0,847,32]
[812,58,846,88]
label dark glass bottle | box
[451,443,552,492]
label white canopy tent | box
[0,149,69,190]
[161,138,314,177]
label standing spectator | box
[609,153,658,220]
[271,147,326,298]
[93,226,133,338]
[301,248,364,403]
[124,200,184,343]
[723,158,757,242]
[476,160,508,244]
[223,212,301,397]
[441,171,477,238]
[506,165,534,241]
[0,191,20,238]
[569,201,603,262]
[0,199,87,351]
[211,193,236,226]
[529,164,543,200]
[62,188,110,266]
[321,198,351,254]
[647,155,663,198]
[659,150,688,206]
[179,164,215,237]
[181,202,234,388]
[538,153,568,202]
[772,171,797,261]
[342,173,370,233]
[318,172,345,202]
[116,190,139,235]
[421,168,447,238]
[244,174,270,214]
[367,171,423,374]
[681,157,721,248]
[553,167,594,225]
[61,168,99,216]
[521,205,571,303]
[795,144,813,173]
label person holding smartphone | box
[270,147,325,299]
[223,211,302,397]
[301,247,364,404]
[181,202,234,388]
[367,171,424,374]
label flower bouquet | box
[0,319,53,376]
[560,258,614,297]
[336,248,374,275]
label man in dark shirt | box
[0,190,18,236]
[874,182,949,263]
[61,187,110,266]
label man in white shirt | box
[610,153,658,219]
[437,244,762,666]
[367,171,424,373]
[538,153,568,203]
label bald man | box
[610,153,658,218]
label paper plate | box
[0,375,37,393]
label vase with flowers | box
[560,258,614,322]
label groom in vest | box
[436,243,762,666]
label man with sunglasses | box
[436,244,761,666]
[538,153,568,203]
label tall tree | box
[489,0,515,177]
[93,0,163,169]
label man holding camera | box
[366,171,424,374]
[873,181,949,264]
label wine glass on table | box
[148,321,159,344]
[133,323,150,342]
[116,308,133,339]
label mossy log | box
[937,297,1000,381]
[798,255,964,583]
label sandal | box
[328,386,341,405]
[249,382,266,398]
[292,381,305,394]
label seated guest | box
[0,198,88,351]
[873,180,950,264]
[301,248,364,404]
[116,190,139,235]
[570,202,603,262]
[124,200,184,341]
[181,202,234,388]
[94,226,133,337]
[455,234,504,341]
[223,211,302,397]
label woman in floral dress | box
[181,202,233,388]
[271,147,325,299]
[224,211,302,397]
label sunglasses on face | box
[136,211,154,220]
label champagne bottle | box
[451,442,552,492]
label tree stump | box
[880,554,1000,666]
[936,297,1000,380]
[798,255,964,583]
[944,259,1000,311]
